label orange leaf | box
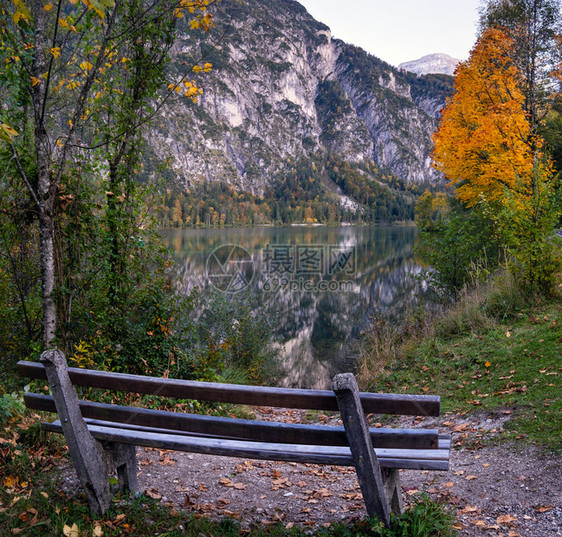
[533,505,554,513]
[145,488,161,499]
[497,514,517,524]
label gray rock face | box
[398,53,461,76]
[148,0,453,196]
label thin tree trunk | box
[31,0,57,348]
[38,203,57,348]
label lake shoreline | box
[158,220,417,231]
[162,225,426,389]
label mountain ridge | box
[147,0,454,226]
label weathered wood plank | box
[380,458,449,471]
[382,468,404,514]
[104,442,138,493]
[39,350,110,515]
[18,361,440,416]
[76,419,450,460]
[24,393,440,449]
[333,373,390,525]
[80,420,451,466]
[43,421,355,465]
[42,420,450,470]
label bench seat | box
[42,418,451,471]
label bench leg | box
[382,468,404,514]
[105,442,139,493]
[40,350,111,515]
[333,373,391,526]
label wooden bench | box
[18,351,450,526]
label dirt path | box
[61,409,562,535]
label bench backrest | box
[18,361,440,416]
[23,392,440,449]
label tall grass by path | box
[358,269,562,452]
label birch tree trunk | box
[32,0,57,348]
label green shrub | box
[417,201,504,298]
[0,391,25,424]
[184,291,278,384]
[384,494,457,536]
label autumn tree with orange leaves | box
[432,27,551,206]
[430,23,560,295]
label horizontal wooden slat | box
[42,420,450,471]
[376,458,449,471]
[18,361,440,416]
[24,393,440,449]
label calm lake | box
[161,225,427,389]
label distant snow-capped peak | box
[398,53,460,76]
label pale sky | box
[298,0,482,67]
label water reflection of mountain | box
[162,226,424,389]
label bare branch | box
[10,144,40,209]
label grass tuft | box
[358,266,562,451]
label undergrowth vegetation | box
[358,256,562,452]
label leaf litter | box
[52,407,561,535]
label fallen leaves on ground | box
[62,523,80,537]
[145,488,162,499]
[218,477,247,489]
[533,505,554,513]
[497,513,518,525]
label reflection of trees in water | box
[163,227,426,388]
[264,246,426,384]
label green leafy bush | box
[0,392,25,424]
[417,199,504,297]
[183,291,278,384]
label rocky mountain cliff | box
[398,53,461,76]
[147,0,454,223]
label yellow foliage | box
[12,0,31,26]
[54,78,66,91]
[432,28,538,207]
[0,123,18,142]
[70,340,96,368]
